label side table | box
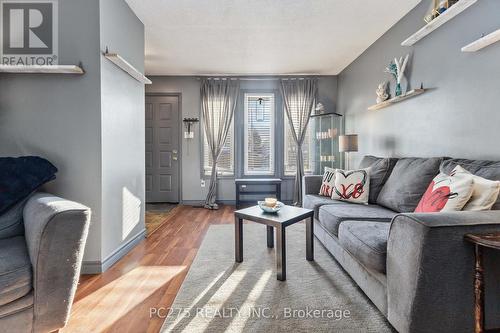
[464,233,500,333]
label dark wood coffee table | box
[234,205,314,281]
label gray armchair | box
[0,193,90,333]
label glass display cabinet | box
[308,111,344,175]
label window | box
[284,104,313,176]
[203,99,234,176]
[244,93,275,175]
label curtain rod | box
[195,76,319,81]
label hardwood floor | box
[63,205,234,333]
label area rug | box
[145,204,178,237]
[160,223,393,332]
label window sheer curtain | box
[280,78,318,206]
[201,78,240,210]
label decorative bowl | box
[258,201,284,213]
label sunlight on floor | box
[186,271,226,309]
[122,187,142,240]
[63,266,185,333]
[226,269,273,332]
[167,269,247,332]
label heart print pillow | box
[331,168,370,204]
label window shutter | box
[244,94,275,175]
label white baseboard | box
[81,228,146,274]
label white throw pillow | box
[454,165,500,211]
[319,167,336,197]
[330,168,370,204]
[415,166,474,213]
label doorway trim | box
[145,92,183,204]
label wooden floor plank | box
[63,205,234,333]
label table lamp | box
[339,134,358,170]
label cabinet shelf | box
[309,111,343,173]
[310,111,343,118]
[368,89,425,111]
[401,0,478,46]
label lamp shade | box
[339,135,358,153]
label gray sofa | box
[303,156,500,333]
[0,193,91,333]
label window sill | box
[202,174,235,180]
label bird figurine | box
[376,81,389,104]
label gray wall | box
[0,0,146,271]
[337,0,500,167]
[146,76,338,203]
[99,0,146,264]
[0,0,103,261]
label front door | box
[145,95,180,203]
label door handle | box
[172,150,178,154]
[173,156,178,161]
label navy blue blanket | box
[0,156,57,215]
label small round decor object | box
[258,200,284,213]
[264,197,277,207]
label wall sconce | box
[183,118,199,139]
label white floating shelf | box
[0,64,84,74]
[401,0,478,46]
[462,29,500,52]
[104,52,151,84]
[368,89,426,111]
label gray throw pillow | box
[377,157,444,212]
[0,198,28,240]
[440,159,500,210]
[358,156,398,204]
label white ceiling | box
[125,0,421,76]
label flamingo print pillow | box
[415,166,474,213]
[331,168,370,204]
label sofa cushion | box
[0,156,57,215]
[358,156,398,204]
[440,159,500,210]
[319,167,336,197]
[453,165,500,211]
[415,166,474,213]
[377,157,443,212]
[0,236,32,306]
[338,221,390,273]
[330,168,370,204]
[0,198,28,240]
[303,194,343,216]
[318,203,397,236]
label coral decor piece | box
[385,54,409,97]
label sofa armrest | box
[302,175,322,197]
[23,193,91,333]
[387,211,500,333]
